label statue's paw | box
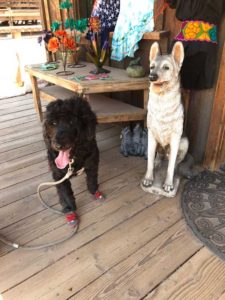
[163,182,174,193]
[142,178,153,187]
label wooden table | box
[25,62,149,123]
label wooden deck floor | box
[1,94,225,300]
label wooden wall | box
[40,0,93,30]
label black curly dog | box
[43,96,102,216]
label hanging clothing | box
[91,0,120,46]
[91,0,120,31]
[166,0,225,90]
[111,0,154,61]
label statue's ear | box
[172,41,184,68]
[149,42,161,62]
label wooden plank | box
[0,24,42,33]
[0,100,43,113]
[0,132,43,153]
[0,160,48,190]
[0,149,46,175]
[145,248,225,300]
[0,9,40,19]
[40,86,146,123]
[89,94,146,123]
[204,42,225,170]
[0,93,32,104]
[0,126,42,144]
[0,140,45,163]
[0,104,37,122]
[0,195,180,297]
[0,114,37,130]
[73,220,202,300]
[0,118,38,136]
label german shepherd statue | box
[142,41,188,195]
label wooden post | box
[204,42,225,170]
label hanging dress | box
[111,0,154,61]
[166,0,225,90]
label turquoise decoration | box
[40,63,59,71]
[209,27,217,43]
[59,0,72,9]
[64,18,88,32]
[51,21,61,32]
[65,18,76,30]
[74,18,88,33]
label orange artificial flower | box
[54,30,67,37]
[89,17,100,32]
[47,37,59,53]
[64,37,76,51]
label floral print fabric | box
[175,20,217,43]
[111,0,154,61]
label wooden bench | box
[39,85,146,124]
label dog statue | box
[43,96,104,225]
[142,41,188,195]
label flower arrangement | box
[86,17,110,74]
[47,29,77,75]
[39,0,88,75]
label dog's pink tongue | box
[55,149,70,169]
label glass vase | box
[56,51,74,76]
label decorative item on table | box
[47,29,75,76]
[39,0,89,75]
[38,30,57,64]
[65,17,89,68]
[126,57,146,78]
[85,16,110,75]
[71,73,111,82]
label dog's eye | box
[163,65,170,70]
[150,65,155,70]
[51,121,57,126]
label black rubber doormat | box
[182,169,225,260]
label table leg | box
[29,74,43,122]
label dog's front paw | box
[66,211,79,227]
[142,178,153,187]
[163,182,174,193]
[94,190,105,201]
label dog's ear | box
[172,42,184,68]
[149,42,160,62]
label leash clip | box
[67,159,74,178]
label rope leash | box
[0,160,79,250]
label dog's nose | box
[149,73,158,82]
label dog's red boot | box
[94,190,105,201]
[66,211,79,227]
